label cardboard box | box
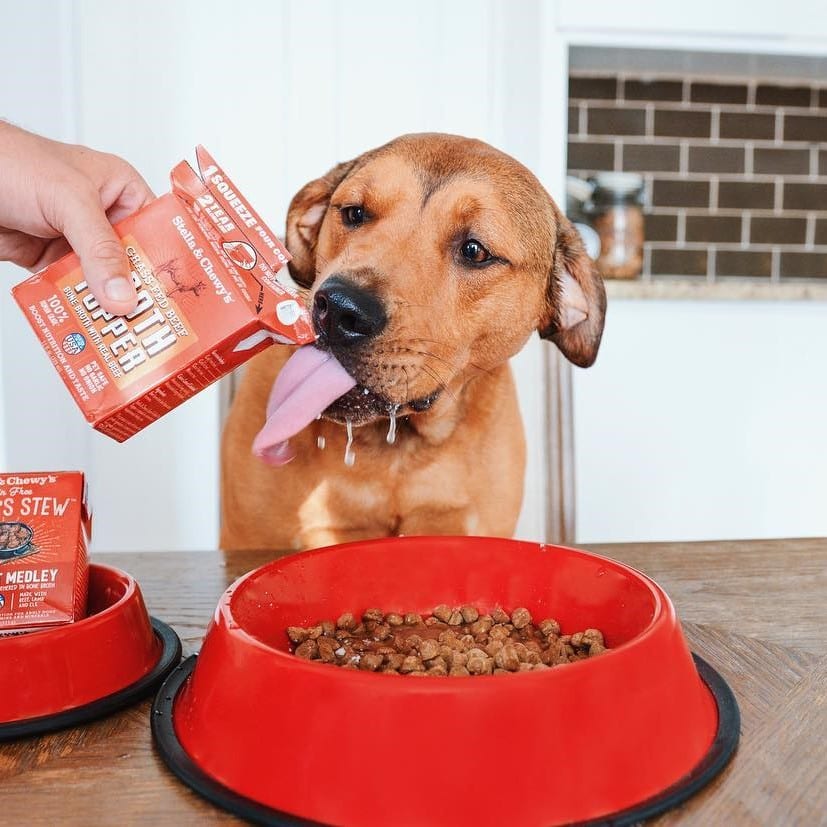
[0,471,90,633]
[12,146,314,442]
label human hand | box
[0,122,155,315]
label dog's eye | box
[341,205,366,227]
[460,239,491,265]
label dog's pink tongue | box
[253,346,356,466]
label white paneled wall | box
[1,0,556,549]
[0,0,91,478]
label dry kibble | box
[432,604,452,623]
[467,655,489,675]
[336,612,356,630]
[470,617,493,636]
[511,607,532,629]
[494,644,521,672]
[419,638,440,661]
[360,652,384,671]
[287,626,309,644]
[539,618,561,637]
[485,639,504,658]
[295,639,318,659]
[489,625,511,642]
[400,655,425,674]
[317,636,339,662]
[460,605,479,624]
[386,653,406,671]
[373,623,392,641]
[403,634,422,654]
[288,606,607,677]
[512,643,529,662]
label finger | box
[58,186,138,315]
[29,237,72,271]
[103,176,156,234]
[100,167,156,222]
[0,229,49,269]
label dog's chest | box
[316,422,473,523]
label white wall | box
[0,0,91,479]
[574,300,827,542]
[1,0,554,549]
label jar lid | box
[566,176,594,203]
[589,172,645,207]
[591,172,644,194]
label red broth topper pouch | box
[12,146,314,442]
[0,471,90,633]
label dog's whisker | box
[411,351,456,384]
[402,364,411,402]
[419,364,459,406]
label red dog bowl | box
[153,537,738,826]
[0,563,180,740]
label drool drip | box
[344,419,355,466]
[386,404,400,445]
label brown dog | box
[221,134,605,551]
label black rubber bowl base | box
[0,617,181,741]
[152,653,739,826]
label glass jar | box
[587,173,645,280]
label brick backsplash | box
[568,73,827,281]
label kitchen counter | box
[0,538,824,825]
[606,278,827,301]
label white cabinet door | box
[557,0,827,42]
[573,300,827,543]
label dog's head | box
[285,133,605,425]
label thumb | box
[59,186,138,315]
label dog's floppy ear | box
[539,211,607,368]
[285,160,356,287]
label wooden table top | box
[1,538,825,826]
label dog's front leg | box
[300,524,395,550]
[397,506,484,538]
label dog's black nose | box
[313,277,387,345]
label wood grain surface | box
[0,539,824,826]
